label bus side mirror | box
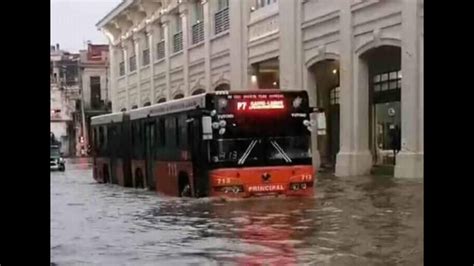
[202,116,213,140]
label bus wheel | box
[103,164,110,183]
[178,172,191,197]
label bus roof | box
[124,90,309,121]
[128,93,207,120]
[90,112,125,125]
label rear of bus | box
[206,90,315,198]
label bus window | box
[137,122,142,146]
[151,122,156,148]
[98,126,104,151]
[179,115,187,148]
[166,118,175,147]
[131,123,136,146]
[103,126,108,152]
[93,128,97,150]
[158,118,166,146]
[175,117,180,147]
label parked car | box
[50,145,65,171]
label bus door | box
[187,114,208,197]
[122,120,133,187]
[144,121,156,190]
[108,125,118,184]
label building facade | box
[97,0,423,178]
[79,44,111,152]
[50,44,81,157]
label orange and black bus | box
[91,112,132,186]
[91,90,315,198]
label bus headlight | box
[219,128,226,135]
[291,183,300,191]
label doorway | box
[363,46,401,167]
[309,59,340,169]
[144,122,156,190]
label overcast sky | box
[51,0,122,53]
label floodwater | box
[51,160,423,265]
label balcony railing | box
[173,32,183,53]
[156,40,165,60]
[215,7,229,35]
[192,21,204,44]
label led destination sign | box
[236,100,285,111]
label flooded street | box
[51,161,423,265]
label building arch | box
[142,97,151,107]
[191,87,206,95]
[305,56,341,170]
[355,38,401,57]
[213,79,230,91]
[172,92,185,99]
[156,96,166,103]
[358,44,402,170]
[214,83,230,91]
[305,52,340,69]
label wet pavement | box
[51,160,423,265]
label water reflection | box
[51,168,423,265]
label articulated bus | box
[90,90,315,198]
[91,112,132,186]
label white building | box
[97,0,423,178]
[50,45,81,156]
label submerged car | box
[50,145,65,171]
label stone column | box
[162,15,172,101]
[278,0,300,90]
[335,0,372,177]
[109,44,120,112]
[303,68,321,171]
[123,43,130,109]
[179,4,190,96]
[202,0,212,91]
[132,34,142,106]
[146,25,156,103]
[229,0,246,91]
[395,0,423,178]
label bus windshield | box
[210,92,311,167]
[212,136,311,166]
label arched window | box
[192,88,206,95]
[157,98,166,103]
[173,94,184,99]
[131,105,138,109]
[143,102,151,107]
[215,83,230,91]
[120,108,127,112]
